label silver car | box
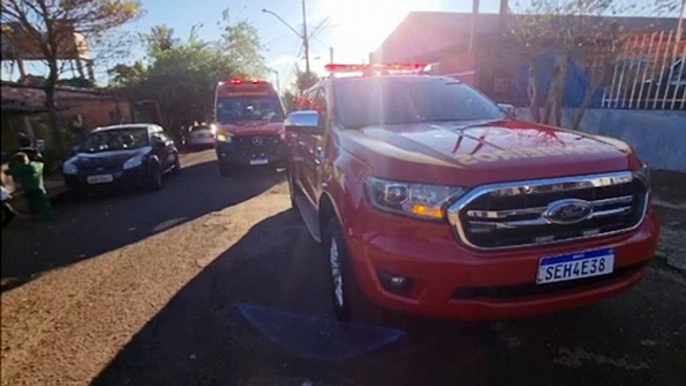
[185,125,215,148]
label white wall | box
[515,108,686,173]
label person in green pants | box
[8,152,54,220]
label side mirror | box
[70,145,80,157]
[497,103,516,118]
[285,110,321,134]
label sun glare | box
[321,0,436,63]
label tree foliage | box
[220,20,267,77]
[1,0,142,153]
[293,68,319,94]
[108,14,268,139]
[505,0,672,129]
[143,24,178,53]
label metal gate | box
[602,31,686,110]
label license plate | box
[537,248,615,284]
[87,174,114,184]
[250,158,269,166]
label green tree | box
[143,24,178,53]
[1,0,142,154]
[109,19,267,138]
[293,67,319,94]
[108,60,146,87]
[219,18,267,77]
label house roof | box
[372,11,681,63]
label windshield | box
[80,128,149,153]
[190,125,210,132]
[334,77,505,129]
[216,95,285,123]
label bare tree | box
[506,0,674,128]
[1,0,142,154]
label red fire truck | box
[285,63,658,322]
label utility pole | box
[329,47,334,64]
[302,0,310,73]
[262,1,311,74]
[677,0,685,45]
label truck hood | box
[218,121,284,136]
[339,119,641,186]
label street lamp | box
[262,2,310,73]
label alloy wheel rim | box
[330,238,344,308]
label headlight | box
[634,162,651,188]
[216,134,232,143]
[63,162,78,175]
[366,177,466,220]
[123,155,144,170]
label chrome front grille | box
[447,172,649,249]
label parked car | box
[285,63,658,322]
[184,124,216,149]
[63,124,181,197]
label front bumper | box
[64,166,149,193]
[215,135,286,166]
[188,136,215,146]
[345,208,660,321]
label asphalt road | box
[1,149,685,386]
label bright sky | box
[128,0,504,88]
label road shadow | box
[1,158,284,293]
[92,209,493,386]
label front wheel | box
[171,155,181,175]
[287,169,297,208]
[148,165,164,191]
[324,218,383,323]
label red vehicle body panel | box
[287,75,659,320]
[214,80,284,137]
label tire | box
[148,165,164,191]
[287,169,297,208]
[323,218,383,323]
[171,154,181,175]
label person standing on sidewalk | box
[8,153,54,220]
[16,133,44,163]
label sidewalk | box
[652,170,686,273]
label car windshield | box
[80,128,149,153]
[216,95,284,123]
[190,125,210,132]
[334,77,505,129]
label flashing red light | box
[226,78,267,85]
[324,63,428,73]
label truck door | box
[300,87,328,208]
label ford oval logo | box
[544,199,593,225]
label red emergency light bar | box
[324,63,428,73]
[226,78,267,85]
